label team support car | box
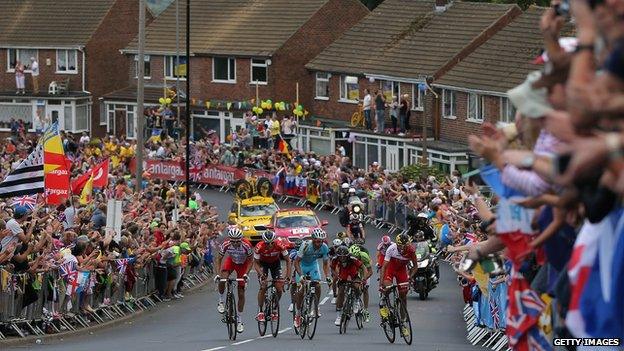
[230,196,279,244]
[269,208,328,243]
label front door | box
[386,146,400,172]
[115,109,126,139]
[46,105,64,131]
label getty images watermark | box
[553,338,621,347]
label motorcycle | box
[410,241,441,300]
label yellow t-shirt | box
[270,120,280,137]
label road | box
[7,189,480,351]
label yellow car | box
[230,196,279,243]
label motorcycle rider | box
[412,230,439,284]
[407,212,436,242]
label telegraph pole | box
[185,0,191,206]
[135,0,146,192]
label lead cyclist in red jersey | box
[253,230,291,322]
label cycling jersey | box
[376,242,391,267]
[352,251,371,268]
[297,240,329,265]
[254,241,288,264]
[383,243,416,291]
[332,257,363,281]
[219,239,253,265]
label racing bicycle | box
[296,275,320,340]
[339,280,364,334]
[379,282,412,345]
[257,278,283,338]
[218,277,246,341]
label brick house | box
[0,0,149,135]
[304,0,523,172]
[104,0,369,141]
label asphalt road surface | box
[7,189,481,351]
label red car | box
[268,208,328,244]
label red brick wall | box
[273,0,369,111]
[0,48,84,93]
[434,90,502,145]
[87,0,153,136]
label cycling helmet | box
[227,227,243,240]
[336,246,349,257]
[348,245,361,256]
[396,233,411,245]
[417,212,429,219]
[343,237,353,247]
[348,188,356,194]
[381,235,392,245]
[341,183,350,190]
[262,230,276,243]
[336,231,347,239]
[354,238,365,246]
[311,228,327,240]
[332,238,343,247]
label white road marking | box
[202,347,226,351]
[257,334,272,339]
[278,327,292,334]
[231,338,254,346]
[320,296,330,305]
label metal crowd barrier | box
[463,304,510,351]
[0,259,211,340]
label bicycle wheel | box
[397,299,412,345]
[299,290,308,339]
[227,292,237,341]
[307,291,319,340]
[292,302,299,335]
[351,112,362,127]
[355,296,364,330]
[270,292,280,338]
[340,291,352,334]
[381,298,395,343]
[257,294,268,336]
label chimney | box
[435,0,450,13]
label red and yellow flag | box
[79,173,94,205]
[43,123,70,205]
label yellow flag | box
[472,262,489,297]
[80,173,94,205]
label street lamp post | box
[185,0,191,207]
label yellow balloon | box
[257,108,264,115]
[165,98,172,104]
[159,97,165,104]
[267,103,273,110]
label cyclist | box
[293,228,331,328]
[348,244,373,322]
[215,227,253,333]
[287,238,302,313]
[253,230,291,323]
[347,204,366,242]
[376,235,393,270]
[328,238,345,304]
[332,246,369,326]
[379,233,417,337]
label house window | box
[340,75,359,102]
[213,57,236,83]
[250,59,267,84]
[412,84,424,111]
[442,89,456,118]
[126,105,136,139]
[106,104,115,132]
[7,49,38,71]
[164,55,187,79]
[500,97,516,123]
[315,72,330,99]
[134,55,151,78]
[467,93,485,122]
[56,49,78,73]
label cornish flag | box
[11,194,38,210]
[0,144,44,198]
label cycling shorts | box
[297,261,321,283]
[259,260,282,280]
[222,256,249,287]
[383,265,409,292]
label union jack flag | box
[116,258,130,276]
[11,194,38,210]
[59,261,79,296]
[506,274,551,351]
[464,231,477,244]
[490,293,500,329]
